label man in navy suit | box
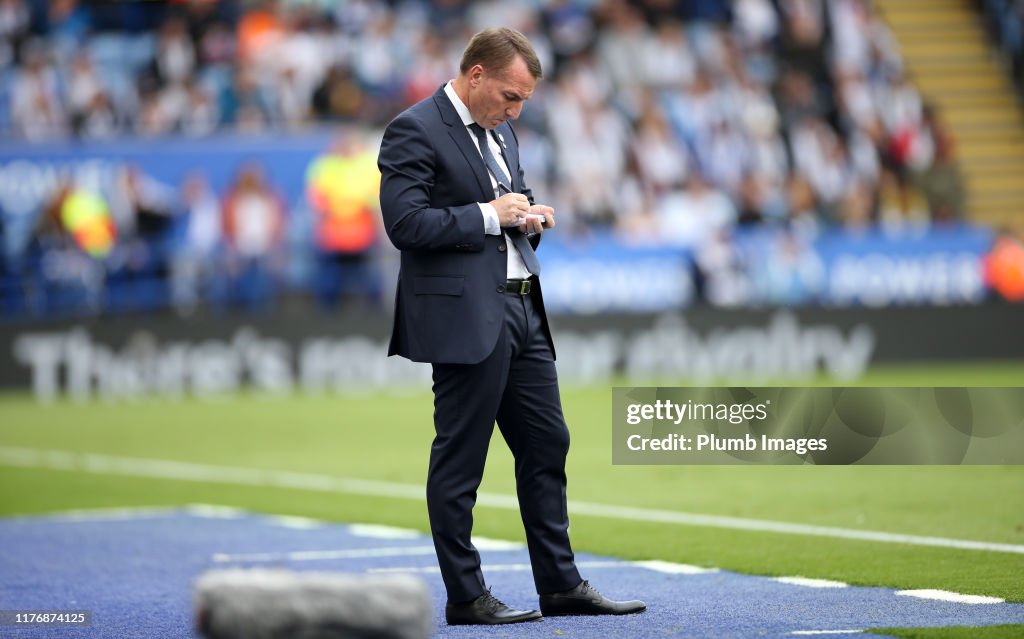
[377,28,645,625]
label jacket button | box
[497,243,506,252]
[496,285,505,293]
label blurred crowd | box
[0,0,993,316]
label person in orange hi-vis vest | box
[307,135,382,309]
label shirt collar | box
[444,80,476,128]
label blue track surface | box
[1,508,1022,638]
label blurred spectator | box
[275,65,312,129]
[236,0,284,66]
[835,180,875,230]
[734,0,779,49]
[22,180,110,314]
[222,164,285,310]
[696,118,749,192]
[736,172,769,226]
[664,68,721,147]
[197,19,236,68]
[264,7,330,130]
[313,64,366,121]
[174,0,235,49]
[695,228,750,307]
[877,166,928,235]
[547,57,628,228]
[10,42,67,139]
[110,165,177,248]
[220,62,273,132]
[908,104,966,223]
[307,135,382,310]
[0,0,30,68]
[171,173,223,314]
[643,20,697,89]
[776,0,829,81]
[402,31,453,105]
[657,173,737,249]
[76,90,119,139]
[876,71,922,148]
[775,68,827,129]
[66,51,122,138]
[541,0,596,71]
[757,229,826,304]
[785,173,824,238]
[350,12,403,111]
[596,2,650,94]
[151,17,196,85]
[135,82,176,137]
[632,94,691,196]
[44,0,92,63]
[67,51,103,122]
[180,78,219,136]
[105,166,178,311]
[790,117,857,212]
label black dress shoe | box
[445,589,543,625]
[540,580,646,616]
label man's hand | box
[520,204,555,235]
[492,193,531,227]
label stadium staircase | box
[874,0,1024,227]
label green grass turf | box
[1,362,1023,629]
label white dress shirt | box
[444,81,532,279]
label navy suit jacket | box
[378,85,554,364]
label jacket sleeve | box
[378,114,486,252]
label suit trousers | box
[427,289,582,603]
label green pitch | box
[1,360,1023,639]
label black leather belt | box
[504,279,532,295]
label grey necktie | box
[469,123,541,276]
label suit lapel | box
[433,87,495,201]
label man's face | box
[466,55,536,129]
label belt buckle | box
[519,280,530,295]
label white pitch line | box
[472,537,525,551]
[370,561,628,574]
[212,545,439,563]
[348,524,422,540]
[774,576,849,589]
[5,503,246,523]
[4,505,183,523]
[264,515,325,529]
[211,537,521,564]
[186,504,246,519]
[631,560,718,575]
[895,589,1005,604]
[370,565,442,574]
[4,446,1024,556]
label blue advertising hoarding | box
[734,226,995,308]
[0,132,1005,316]
[0,128,337,259]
